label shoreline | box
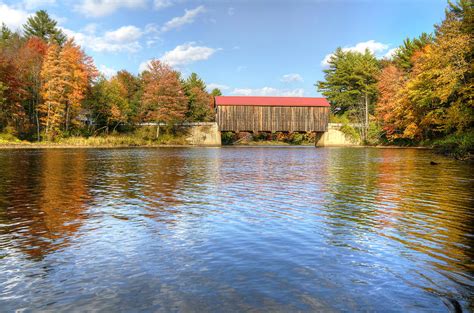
[0,142,433,150]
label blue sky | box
[1,0,447,96]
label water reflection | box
[0,147,472,312]
[0,150,92,259]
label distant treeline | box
[317,0,473,149]
[0,11,221,141]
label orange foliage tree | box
[39,40,96,138]
[141,60,187,127]
[0,36,28,132]
[17,37,48,138]
[60,39,97,131]
[375,64,405,139]
[39,43,66,137]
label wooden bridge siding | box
[217,106,329,132]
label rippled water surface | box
[0,147,473,312]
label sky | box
[1,0,447,97]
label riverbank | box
[0,133,194,149]
[1,133,471,160]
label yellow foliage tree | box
[39,43,66,138]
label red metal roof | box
[215,96,330,107]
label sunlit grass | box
[0,132,189,147]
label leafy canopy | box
[317,48,380,114]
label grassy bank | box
[430,132,474,160]
[0,131,190,148]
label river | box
[0,147,472,312]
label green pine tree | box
[183,72,213,122]
[23,10,66,45]
[211,88,222,96]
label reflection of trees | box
[323,148,473,282]
[132,150,188,223]
[323,148,380,230]
[320,148,473,309]
[372,149,474,278]
[0,150,91,260]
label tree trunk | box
[156,124,160,139]
[46,103,51,136]
[35,110,40,142]
[65,104,69,132]
[113,122,120,132]
[364,93,369,142]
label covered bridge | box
[215,96,330,133]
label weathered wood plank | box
[217,105,329,132]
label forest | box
[0,0,472,158]
[0,10,220,144]
[318,0,473,158]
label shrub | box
[366,121,383,145]
[432,131,474,160]
[288,133,304,145]
[221,131,235,145]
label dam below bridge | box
[141,122,358,147]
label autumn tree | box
[114,70,141,122]
[392,33,433,70]
[397,7,472,140]
[15,37,48,139]
[375,64,405,139]
[60,39,97,132]
[23,10,66,45]
[141,60,187,136]
[39,44,65,138]
[375,0,473,142]
[88,76,129,132]
[0,35,28,133]
[183,72,214,122]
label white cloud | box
[0,3,30,31]
[50,13,67,25]
[105,25,142,42]
[160,43,217,67]
[154,0,173,10]
[207,83,230,91]
[82,23,98,34]
[281,73,303,83]
[62,25,142,53]
[161,5,205,32]
[228,7,235,16]
[231,87,305,97]
[99,64,117,78]
[138,60,152,73]
[75,0,147,17]
[321,40,390,66]
[384,47,398,59]
[22,0,55,10]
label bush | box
[329,112,351,124]
[330,112,360,143]
[221,131,236,145]
[288,133,304,145]
[366,121,383,145]
[0,132,21,143]
[340,124,360,142]
[432,131,474,160]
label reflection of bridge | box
[215,96,330,133]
